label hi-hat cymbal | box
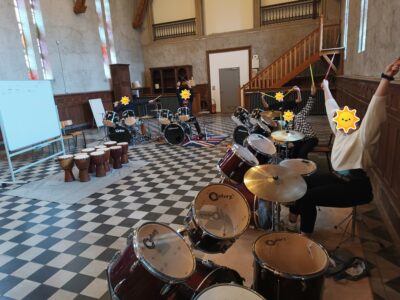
[260,111,282,119]
[244,165,307,203]
[279,159,317,176]
[271,130,305,142]
[260,115,277,127]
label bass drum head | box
[193,184,250,239]
[233,125,250,146]
[164,123,185,145]
[134,222,195,282]
[108,126,132,143]
[195,284,265,300]
[254,232,329,278]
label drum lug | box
[127,232,133,246]
[301,280,307,292]
[160,283,172,296]
[200,259,215,268]
[177,227,187,237]
[110,251,121,264]
[129,260,139,273]
[114,278,126,294]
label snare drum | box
[159,109,173,125]
[164,123,190,145]
[244,134,277,164]
[177,107,191,122]
[194,284,265,300]
[279,159,317,176]
[232,125,250,146]
[107,222,195,300]
[170,259,244,299]
[253,232,329,300]
[217,144,259,184]
[184,183,250,253]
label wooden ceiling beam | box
[132,0,149,29]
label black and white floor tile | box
[0,114,399,300]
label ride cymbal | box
[244,165,307,203]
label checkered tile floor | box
[0,114,398,300]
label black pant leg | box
[292,138,318,159]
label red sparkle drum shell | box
[185,183,250,254]
[253,232,329,300]
[244,134,276,165]
[170,259,244,299]
[217,144,259,184]
[107,222,195,300]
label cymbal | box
[141,115,154,119]
[271,130,305,142]
[244,165,307,203]
[260,115,277,127]
[279,159,317,176]
[260,111,281,119]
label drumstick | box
[260,91,275,99]
[309,64,315,86]
[284,88,294,97]
[324,53,336,80]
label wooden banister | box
[243,21,341,91]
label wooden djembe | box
[110,146,122,169]
[104,141,117,165]
[90,151,106,177]
[74,153,90,182]
[58,155,75,182]
[117,142,129,164]
[81,148,96,173]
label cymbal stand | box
[271,201,283,231]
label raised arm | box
[359,58,400,145]
[297,84,316,117]
[321,79,339,134]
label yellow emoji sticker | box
[333,106,360,133]
[275,92,284,102]
[180,89,191,101]
[283,110,294,122]
[120,96,130,105]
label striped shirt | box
[287,96,317,140]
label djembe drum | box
[81,148,96,173]
[74,153,90,182]
[58,155,75,182]
[117,142,129,164]
[90,151,106,177]
[95,145,111,172]
[104,141,117,164]
[110,146,122,169]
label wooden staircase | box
[243,18,343,91]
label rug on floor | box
[182,134,228,147]
[3,160,148,205]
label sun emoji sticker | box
[120,96,130,105]
[275,92,284,102]
[283,110,294,122]
[333,106,360,133]
[180,89,191,101]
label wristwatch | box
[381,73,395,81]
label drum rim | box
[231,144,259,166]
[252,231,330,280]
[132,221,196,283]
[194,283,265,300]
[164,123,185,145]
[191,183,251,239]
[245,134,277,156]
[279,158,317,176]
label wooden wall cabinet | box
[150,65,192,94]
[110,64,132,102]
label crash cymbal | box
[244,165,307,203]
[271,130,305,142]
[260,115,277,127]
[260,110,282,119]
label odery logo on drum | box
[209,192,233,201]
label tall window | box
[29,0,53,79]
[358,0,368,53]
[13,0,39,80]
[343,0,349,60]
[95,0,117,79]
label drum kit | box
[103,110,149,144]
[157,107,193,145]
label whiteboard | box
[0,81,61,152]
[89,98,106,128]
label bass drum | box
[164,123,191,145]
[170,259,244,300]
[233,125,250,146]
[108,125,132,143]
